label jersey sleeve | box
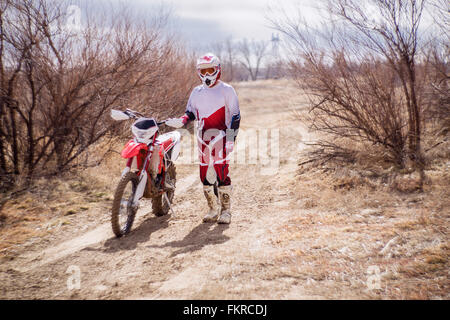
[225,85,241,142]
[185,90,197,121]
[225,86,240,129]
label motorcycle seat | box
[156,131,181,152]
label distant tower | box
[271,33,280,58]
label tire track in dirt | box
[13,173,199,273]
[126,86,316,299]
[135,161,322,299]
[1,80,321,299]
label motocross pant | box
[198,129,231,187]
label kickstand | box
[163,192,176,217]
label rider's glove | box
[165,116,188,129]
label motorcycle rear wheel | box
[152,164,176,216]
[111,171,139,237]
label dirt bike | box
[109,108,181,237]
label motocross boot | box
[217,185,232,224]
[202,185,219,222]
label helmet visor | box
[199,67,216,76]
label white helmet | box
[196,53,221,88]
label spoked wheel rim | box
[163,167,175,207]
[152,165,176,217]
[112,171,139,237]
[119,179,136,233]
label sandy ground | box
[0,80,448,299]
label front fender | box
[121,140,148,159]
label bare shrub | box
[422,0,449,140]
[0,0,196,189]
[271,0,436,187]
[303,56,410,167]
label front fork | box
[123,145,155,207]
[121,166,130,177]
[133,170,148,206]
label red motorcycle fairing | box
[121,140,148,158]
[162,138,174,152]
[152,137,174,175]
[122,140,149,173]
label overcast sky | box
[166,0,309,44]
[70,0,441,53]
[102,0,321,48]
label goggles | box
[199,67,216,76]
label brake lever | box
[125,108,144,118]
[123,109,134,118]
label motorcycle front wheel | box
[111,171,139,237]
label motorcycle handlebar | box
[124,108,143,118]
[121,109,167,125]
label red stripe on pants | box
[198,131,231,186]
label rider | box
[166,53,240,224]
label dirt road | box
[0,80,312,299]
[1,80,448,299]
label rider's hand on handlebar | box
[165,116,188,129]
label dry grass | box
[0,79,447,300]
[269,141,449,299]
[0,141,127,261]
[233,79,449,299]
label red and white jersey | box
[186,81,240,131]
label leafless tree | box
[271,0,432,184]
[237,38,269,81]
[209,36,238,82]
[0,0,196,189]
[264,59,287,79]
[224,36,238,81]
[423,0,449,137]
[210,41,225,62]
